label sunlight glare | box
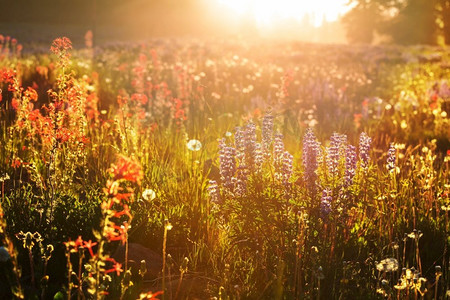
[218,0,351,27]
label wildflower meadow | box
[0,30,449,299]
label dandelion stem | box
[28,248,35,290]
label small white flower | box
[187,139,202,151]
[142,189,156,201]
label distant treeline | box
[344,0,450,45]
[0,0,230,37]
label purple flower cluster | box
[344,145,357,187]
[255,142,263,173]
[243,122,257,171]
[262,113,274,151]
[303,128,320,192]
[219,138,236,193]
[282,151,294,187]
[235,126,245,162]
[387,143,396,172]
[274,132,285,180]
[207,180,221,205]
[320,189,332,218]
[327,133,346,178]
[273,132,294,188]
[359,132,372,169]
[235,167,248,197]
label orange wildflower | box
[107,155,143,184]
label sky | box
[217,0,352,27]
[0,0,351,44]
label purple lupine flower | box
[219,138,236,193]
[303,128,320,192]
[387,143,396,172]
[327,133,346,178]
[282,151,294,187]
[359,132,372,169]
[243,122,257,170]
[234,126,245,164]
[273,132,285,180]
[235,166,248,197]
[235,126,245,154]
[255,142,263,173]
[262,113,274,152]
[320,189,332,218]
[344,145,357,187]
[207,180,221,205]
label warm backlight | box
[218,0,351,27]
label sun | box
[217,0,351,27]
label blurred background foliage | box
[1,0,450,46]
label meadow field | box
[0,35,449,299]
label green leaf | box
[53,291,64,300]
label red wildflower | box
[138,110,146,120]
[107,155,143,184]
[113,204,132,220]
[11,158,21,168]
[104,222,128,244]
[105,258,123,276]
[117,95,128,107]
[75,236,84,248]
[131,93,148,105]
[78,136,90,145]
[56,127,71,144]
[24,87,38,102]
[50,37,72,56]
[83,240,97,257]
[114,191,133,203]
[1,68,15,84]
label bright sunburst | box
[218,0,351,27]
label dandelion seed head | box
[187,139,202,151]
[142,189,156,201]
[376,258,399,272]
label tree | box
[385,0,437,44]
[342,2,382,43]
[343,0,441,45]
[439,0,450,44]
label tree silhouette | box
[344,0,444,45]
